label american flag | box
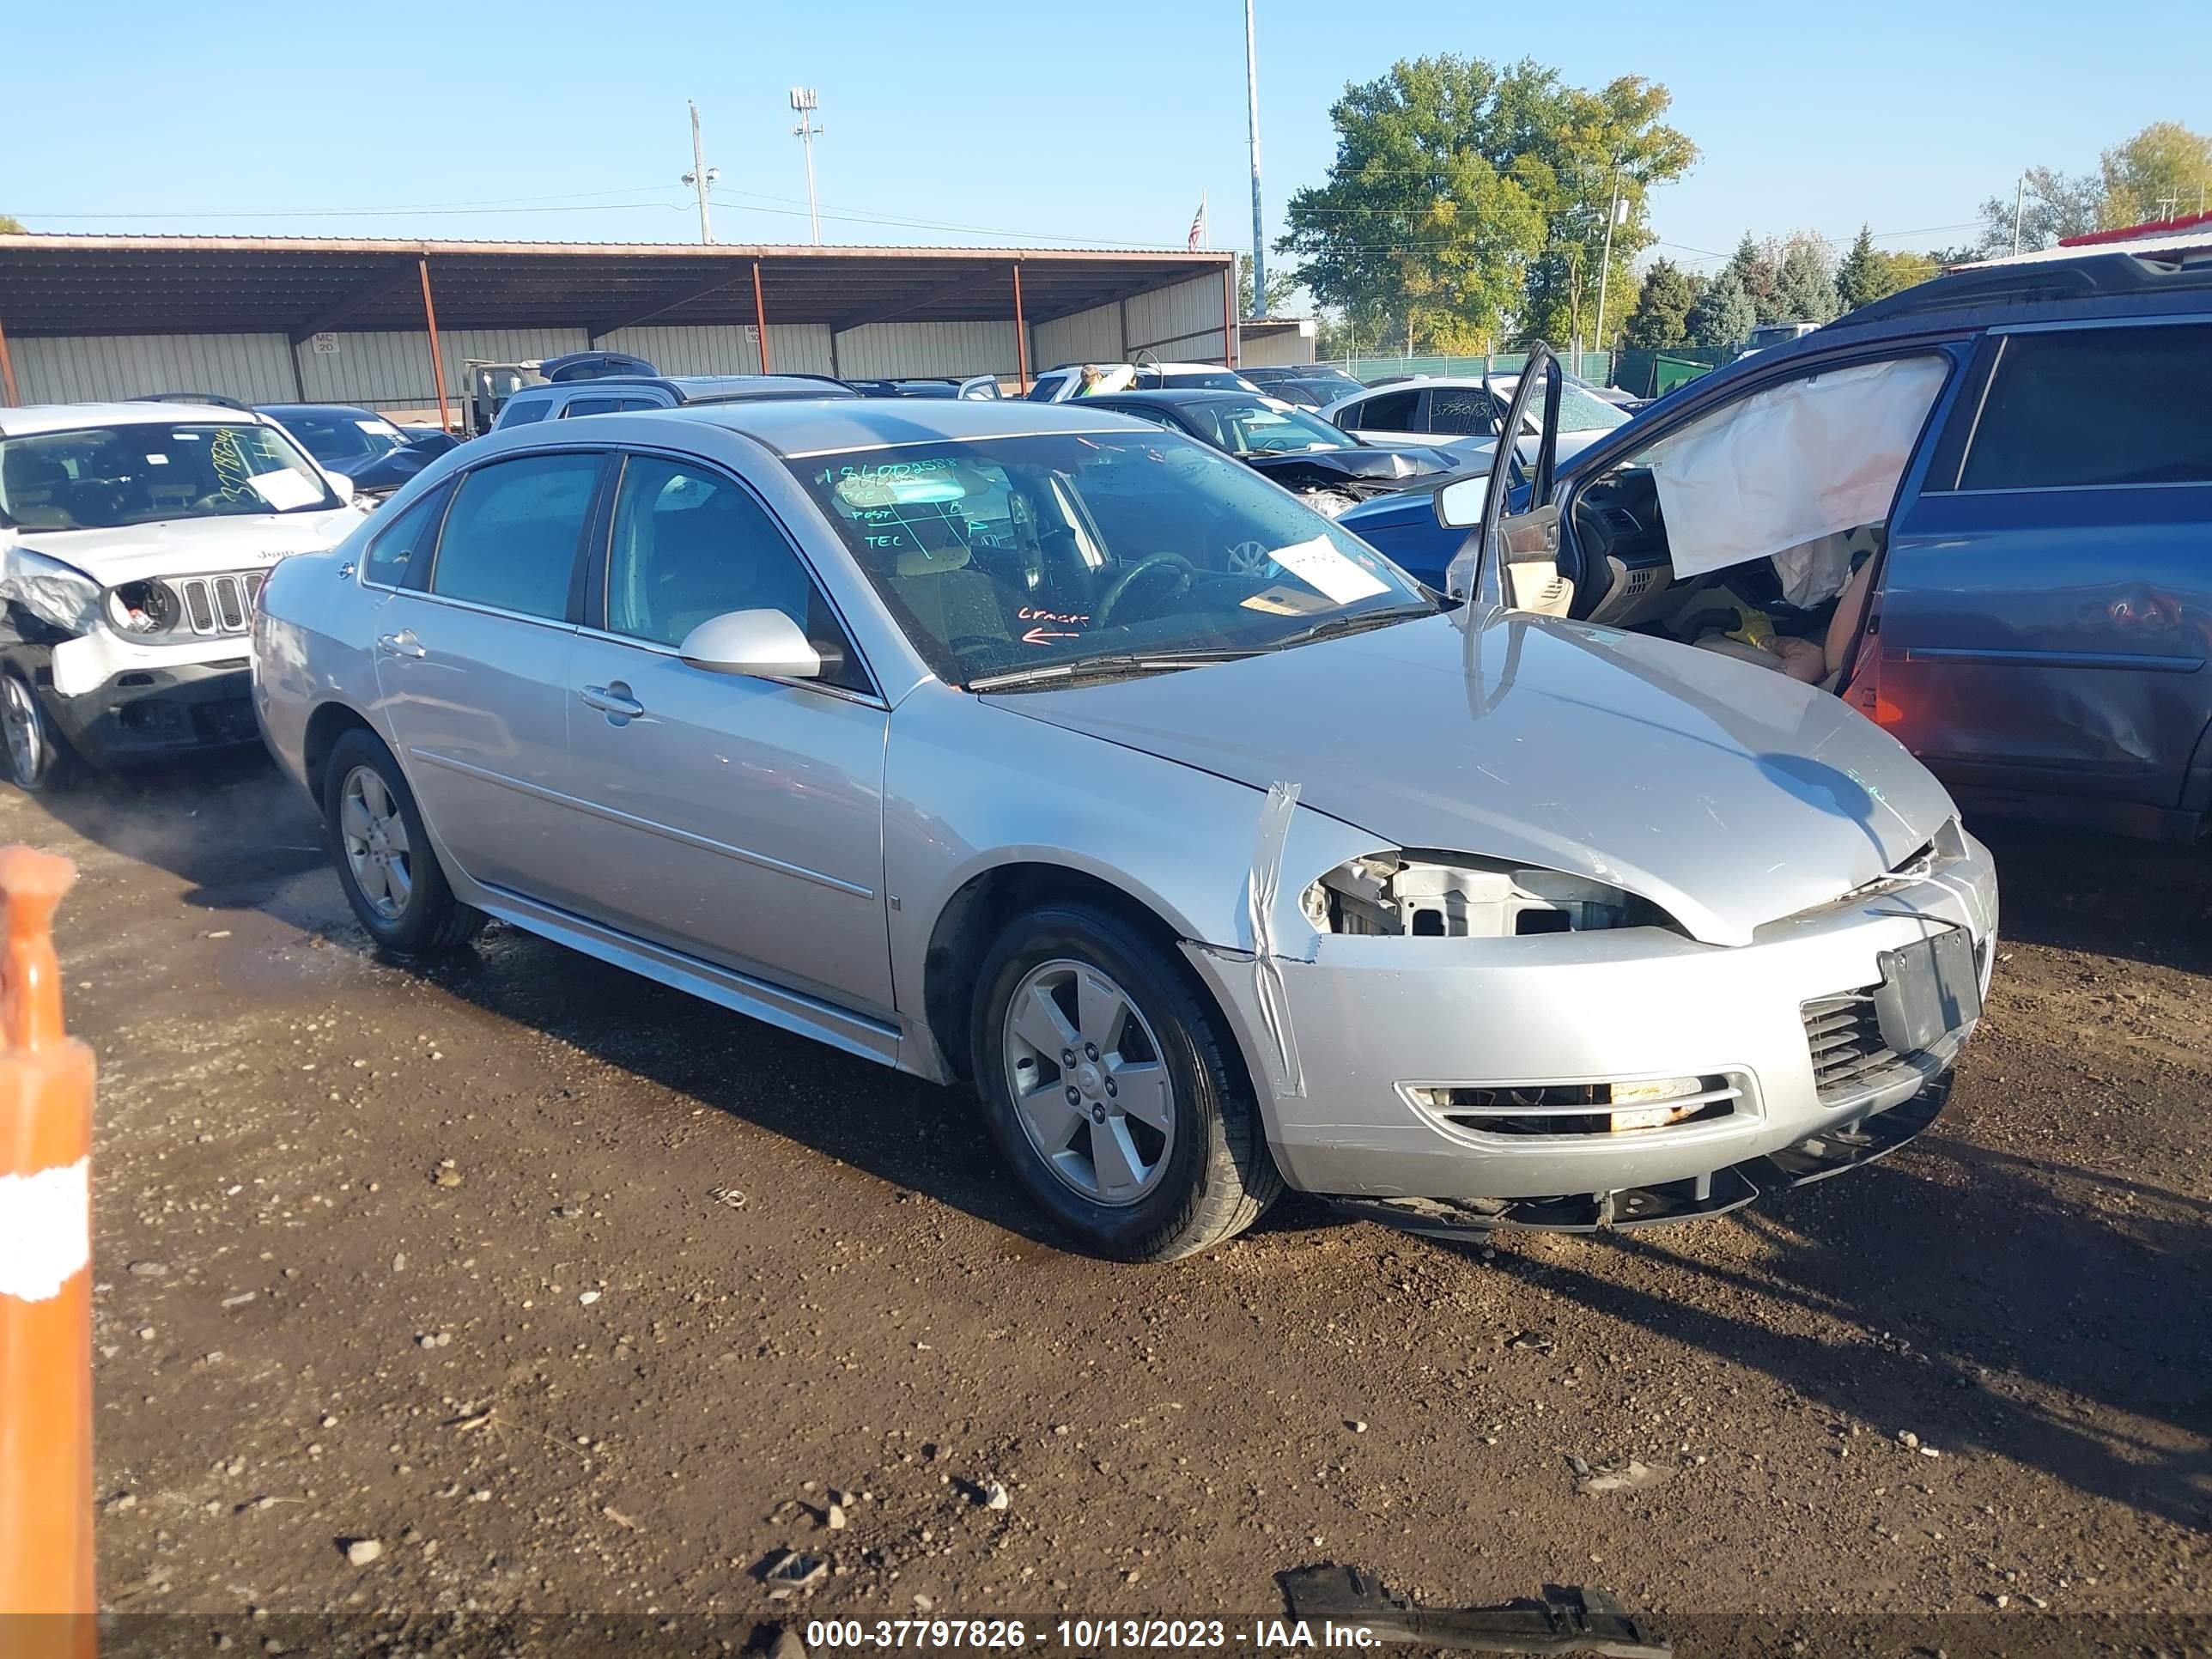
[1186,193,1207,252]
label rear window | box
[1346,389,1420,428]
[1959,325,2212,490]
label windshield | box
[1154,370,1250,392]
[790,430,1431,686]
[0,422,339,532]
[272,411,408,469]
[1178,398,1352,455]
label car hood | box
[3,508,361,585]
[1245,445,1456,485]
[987,611,1957,947]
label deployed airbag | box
[1647,356,1948,603]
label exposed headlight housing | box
[1302,851,1674,938]
[106,579,183,637]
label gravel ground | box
[9,758,2208,1656]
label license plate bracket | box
[1873,929,1980,1056]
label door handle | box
[580,682,646,720]
[376,629,426,659]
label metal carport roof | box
[0,235,1233,341]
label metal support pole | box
[1222,266,1237,368]
[1592,169,1622,371]
[2012,174,2026,256]
[751,261,771,373]
[1243,0,1266,320]
[688,101,715,246]
[0,318,17,408]
[417,258,451,435]
[1011,263,1029,393]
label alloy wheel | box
[338,763,414,922]
[2,676,45,787]
[1000,957,1176,1206]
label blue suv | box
[1340,246,2212,842]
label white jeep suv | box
[0,401,364,788]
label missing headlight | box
[1302,852,1672,938]
[106,580,182,637]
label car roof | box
[257,403,386,421]
[1084,388,1266,408]
[514,374,855,403]
[641,395,1146,457]
[0,401,275,437]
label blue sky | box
[7,0,2204,281]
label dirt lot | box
[12,757,2210,1654]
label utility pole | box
[1243,0,1266,319]
[681,100,718,245]
[790,88,823,245]
[1591,167,1625,374]
[2011,173,2025,255]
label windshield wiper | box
[965,647,1255,693]
[1265,602,1442,653]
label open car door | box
[1437,343,1566,613]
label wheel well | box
[923,863,1196,1083]
[302,702,379,805]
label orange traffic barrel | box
[0,847,96,1658]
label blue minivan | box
[1342,246,2212,842]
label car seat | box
[1692,556,1877,692]
[2,452,74,530]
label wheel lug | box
[1065,1085,1080,1106]
[1060,1049,1075,1068]
[1085,1043,1099,1061]
[1104,1079,1117,1097]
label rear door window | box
[1427,387,1498,437]
[1959,324,2212,489]
[1346,389,1422,430]
[362,482,451,589]
[430,453,604,619]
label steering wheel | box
[1094,553,1194,627]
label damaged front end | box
[1301,851,1679,939]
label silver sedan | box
[252,398,1996,1261]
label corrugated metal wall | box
[298,328,587,406]
[598,323,833,377]
[1032,305,1123,371]
[9,273,1236,409]
[832,319,1016,380]
[12,332,297,405]
[1123,275,1232,365]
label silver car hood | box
[988,610,1956,947]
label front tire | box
[970,901,1280,1261]
[322,727,484,955]
[1,669,75,793]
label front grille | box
[168,572,264,637]
[1412,1075,1744,1139]
[1801,991,1923,1107]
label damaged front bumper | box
[1184,831,1997,1225]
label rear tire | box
[322,727,484,956]
[1,669,76,793]
[970,901,1280,1261]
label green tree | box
[1834,226,1885,312]
[1277,56,1696,354]
[1237,253,1299,319]
[1685,267,1753,351]
[1721,233,1779,322]
[0,216,24,234]
[1772,234,1839,323]
[1877,248,1942,294]
[1621,258,1696,348]
[2100,121,2212,226]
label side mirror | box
[1435,475,1488,529]
[678,609,823,680]
[324,471,357,506]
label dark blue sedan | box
[255,404,459,499]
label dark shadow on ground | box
[27,750,327,901]
[1466,1130,2212,1531]
[1966,817,2212,975]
